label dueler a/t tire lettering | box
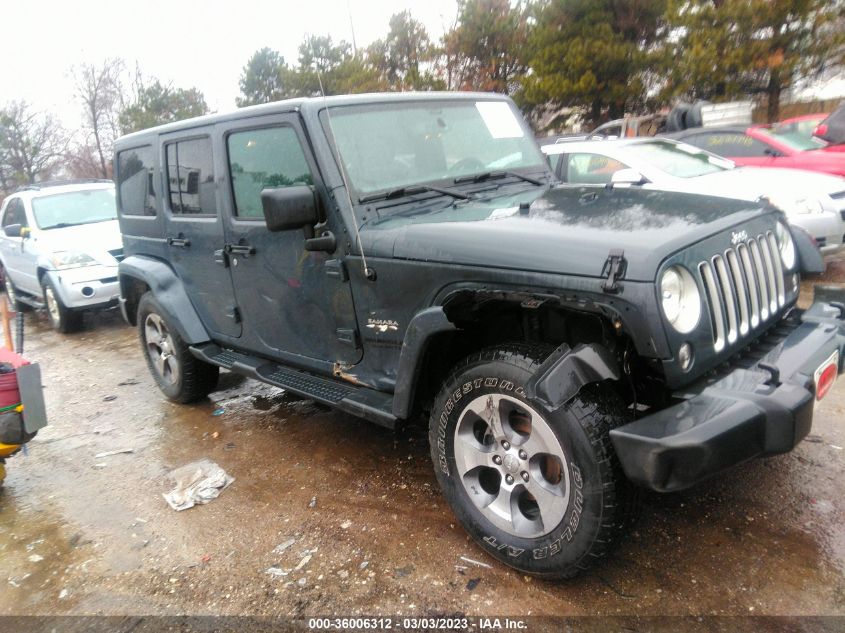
[428,342,639,578]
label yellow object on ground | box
[0,442,21,458]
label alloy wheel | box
[453,394,570,539]
[144,313,181,386]
[43,284,61,324]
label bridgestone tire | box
[137,292,218,403]
[429,343,639,578]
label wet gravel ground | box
[0,262,844,619]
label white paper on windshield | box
[476,102,524,139]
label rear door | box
[160,132,241,338]
[216,114,361,365]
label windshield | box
[627,141,731,178]
[32,188,116,230]
[325,100,547,195]
[759,126,825,151]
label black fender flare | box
[118,255,210,345]
[524,343,620,412]
[392,307,457,419]
[790,225,825,274]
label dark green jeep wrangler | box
[114,92,844,578]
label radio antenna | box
[309,36,374,281]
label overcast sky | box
[1,0,460,128]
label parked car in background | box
[541,138,845,252]
[770,113,828,147]
[0,180,124,332]
[663,125,845,177]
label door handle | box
[167,236,191,248]
[225,244,256,256]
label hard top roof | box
[115,91,511,148]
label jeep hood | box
[360,186,773,282]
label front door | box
[216,115,360,366]
[161,132,241,338]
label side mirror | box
[763,148,783,158]
[261,185,318,232]
[610,169,647,186]
[3,224,23,238]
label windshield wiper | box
[359,184,469,204]
[454,170,544,186]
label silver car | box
[541,137,845,252]
[0,180,124,332]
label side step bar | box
[14,294,45,310]
[189,343,397,429]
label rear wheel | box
[42,276,83,333]
[429,343,639,578]
[137,292,218,403]
[1,266,30,313]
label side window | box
[546,152,563,175]
[166,137,216,215]
[2,198,27,228]
[690,132,768,158]
[566,153,629,185]
[226,126,314,219]
[117,145,157,216]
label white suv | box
[0,180,124,332]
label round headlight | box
[660,266,701,334]
[776,222,796,270]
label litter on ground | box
[162,459,234,511]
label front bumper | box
[610,301,845,492]
[47,265,120,310]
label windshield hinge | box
[601,249,627,294]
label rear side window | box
[117,146,157,216]
[166,137,216,215]
[2,198,28,227]
[566,153,629,185]
[226,126,313,219]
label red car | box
[665,124,845,176]
[768,113,845,153]
[814,102,845,149]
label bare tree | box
[0,101,67,186]
[73,58,125,178]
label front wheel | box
[429,343,638,578]
[137,292,218,403]
[42,276,83,333]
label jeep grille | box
[698,231,786,352]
